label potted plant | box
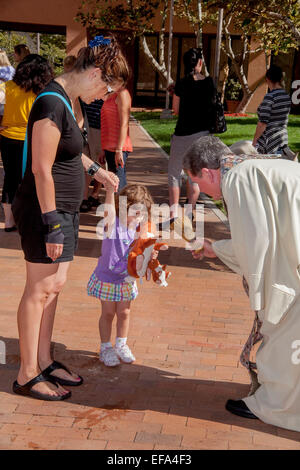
[225,77,242,113]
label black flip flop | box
[13,372,71,401]
[41,360,83,387]
[4,226,17,232]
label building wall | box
[1,0,268,112]
[1,0,87,55]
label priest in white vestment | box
[183,135,300,432]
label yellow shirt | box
[0,81,36,141]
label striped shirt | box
[101,91,132,152]
[257,89,291,154]
[83,99,103,129]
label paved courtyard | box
[0,120,300,450]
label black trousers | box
[1,135,24,204]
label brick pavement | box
[0,120,300,450]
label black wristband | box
[41,210,59,227]
[41,210,64,245]
[87,162,101,176]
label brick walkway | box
[0,121,300,450]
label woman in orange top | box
[0,54,53,230]
[100,88,132,192]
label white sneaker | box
[115,344,136,363]
[99,347,121,367]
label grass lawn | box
[132,111,300,156]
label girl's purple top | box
[94,216,137,284]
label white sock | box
[115,337,127,348]
[101,341,112,351]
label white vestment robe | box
[212,159,300,431]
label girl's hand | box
[192,239,217,260]
[115,150,124,168]
[46,242,64,262]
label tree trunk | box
[220,63,229,103]
[235,90,254,113]
[196,0,209,77]
[141,35,172,84]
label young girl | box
[87,184,154,367]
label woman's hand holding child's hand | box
[95,169,119,192]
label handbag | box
[210,88,227,134]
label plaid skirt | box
[87,272,138,301]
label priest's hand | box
[192,239,217,260]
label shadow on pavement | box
[0,336,298,441]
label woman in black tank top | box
[11,35,129,402]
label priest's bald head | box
[183,135,233,199]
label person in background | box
[0,50,15,121]
[100,87,132,193]
[1,54,53,231]
[63,55,76,73]
[80,99,104,212]
[253,65,291,154]
[63,54,93,214]
[14,44,30,64]
[168,47,215,219]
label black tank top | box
[17,81,86,213]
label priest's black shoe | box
[225,399,258,419]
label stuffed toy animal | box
[125,223,171,287]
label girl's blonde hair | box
[0,50,11,67]
[115,184,154,217]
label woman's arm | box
[252,121,267,147]
[32,118,60,213]
[32,118,63,261]
[172,94,180,115]
[115,89,131,168]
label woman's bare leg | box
[17,261,68,397]
[37,262,81,383]
[169,186,180,218]
[2,202,15,228]
[187,180,200,209]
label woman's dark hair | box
[14,44,30,58]
[73,34,130,86]
[183,47,203,77]
[13,54,54,95]
[266,65,283,84]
